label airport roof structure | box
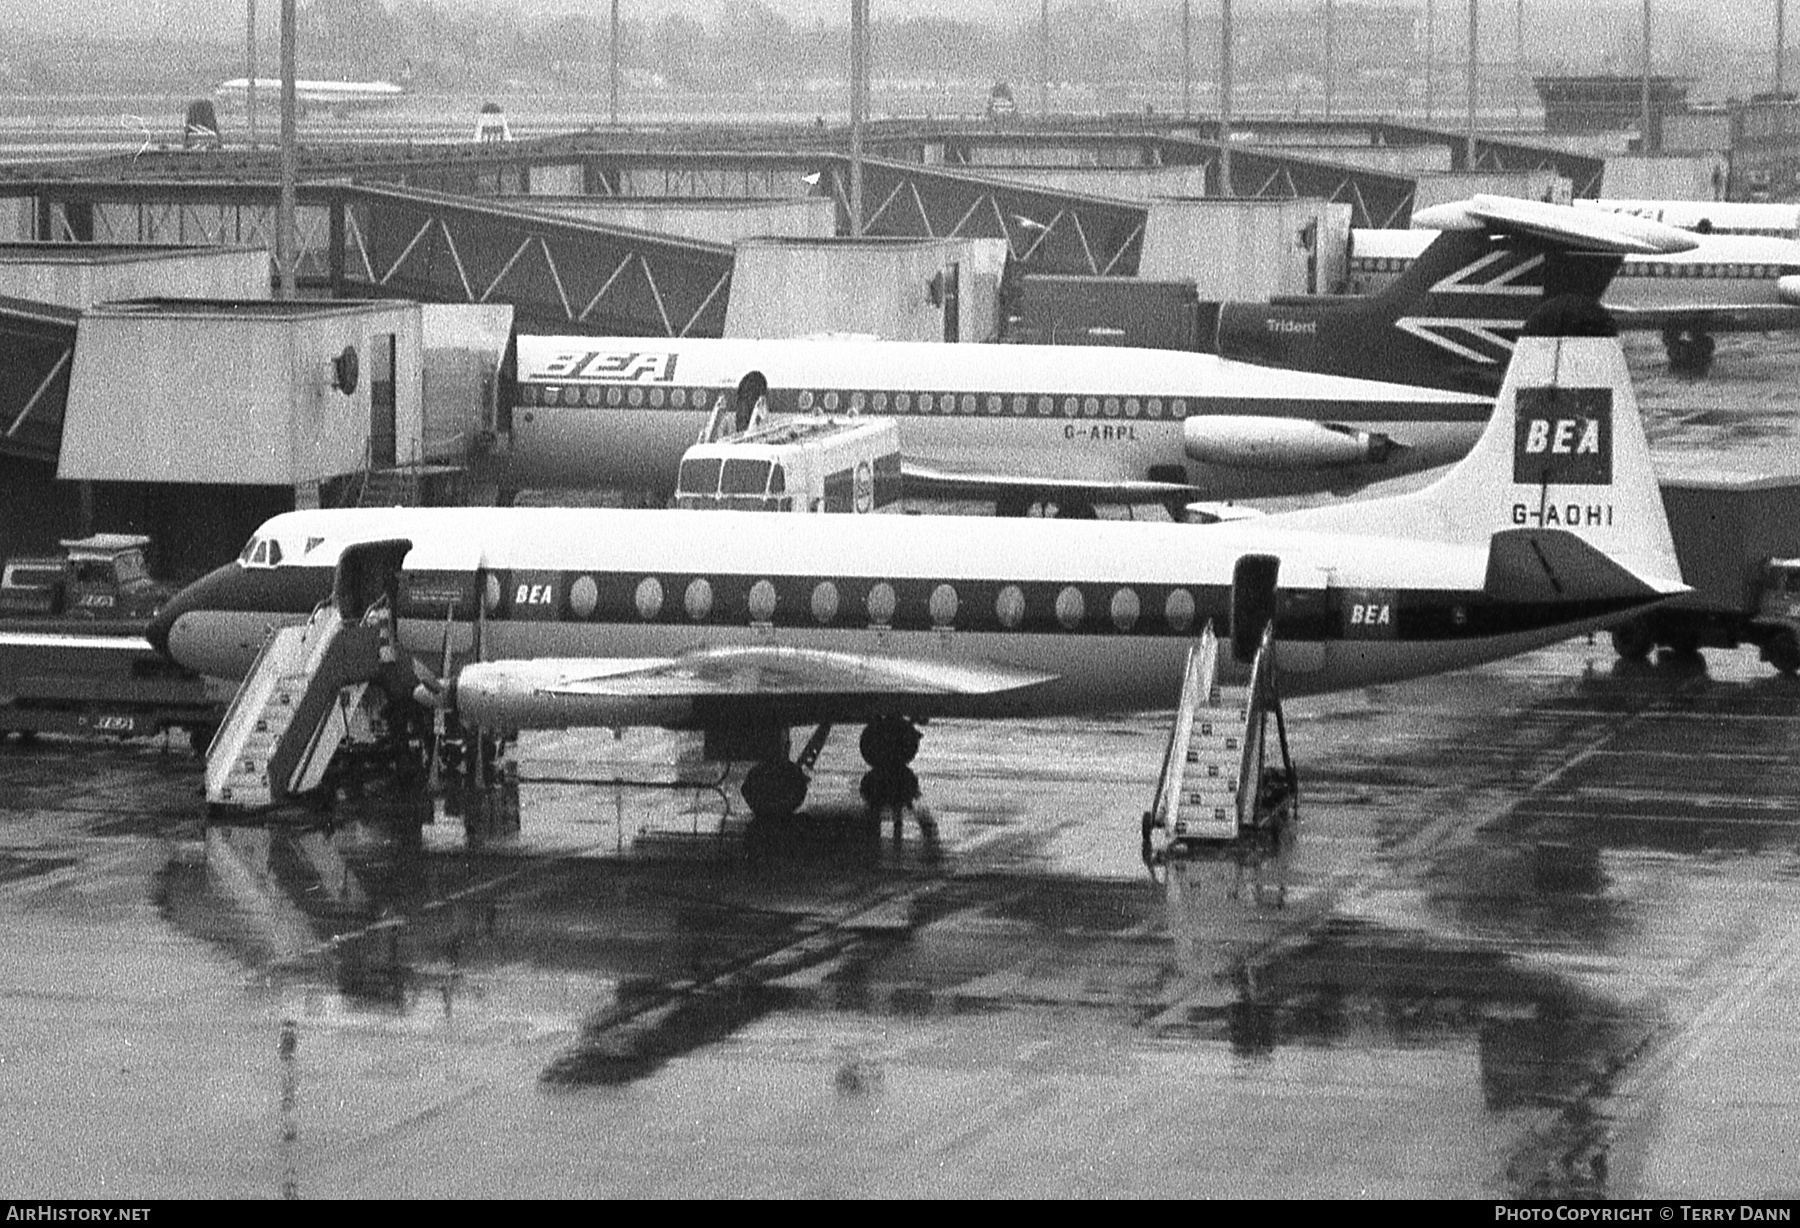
[0,115,1607,334]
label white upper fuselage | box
[1576,199,1800,240]
[502,336,1491,499]
[213,77,405,108]
[156,503,1648,726]
[1353,227,1800,310]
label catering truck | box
[0,535,221,745]
[1609,474,1800,673]
[0,534,173,627]
[672,414,902,514]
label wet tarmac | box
[4,332,1800,1199]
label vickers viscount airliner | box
[152,299,1684,822]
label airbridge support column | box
[722,236,1009,342]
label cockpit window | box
[239,537,281,568]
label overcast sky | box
[0,1,1780,61]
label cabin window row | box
[490,574,1203,634]
[1621,262,1800,278]
[520,383,1191,420]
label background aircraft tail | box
[1212,225,1623,395]
[1275,296,1684,590]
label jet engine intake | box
[1182,415,1403,470]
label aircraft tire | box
[1763,630,1800,676]
[859,765,920,814]
[1662,629,1703,659]
[742,760,808,822]
[1664,329,1716,377]
[859,717,921,769]
[1609,619,1655,661]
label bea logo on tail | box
[1513,388,1613,485]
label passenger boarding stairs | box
[1144,620,1297,871]
[204,602,389,813]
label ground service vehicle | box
[0,534,173,626]
[673,415,902,514]
[1609,475,1800,673]
[0,535,220,745]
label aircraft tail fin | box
[1281,295,1684,591]
[1373,224,1618,316]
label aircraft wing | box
[1412,194,1701,254]
[539,645,1056,698]
[901,460,1199,509]
[449,645,1060,730]
[1607,303,1800,333]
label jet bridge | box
[0,179,736,337]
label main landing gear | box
[741,724,832,821]
[738,716,927,840]
[1662,324,1716,377]
[858,716,922,838]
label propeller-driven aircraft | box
[152,299,1684,822]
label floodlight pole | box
[1218,0,1234,196]
[849,0,868,239]
[1466,0,1478,168]
[1182,0,1192,118]
[277,0,297,300]
[246,0,259,147]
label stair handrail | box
[204,619,286,763]
[1235,620,1279,829]
[1150,620,1218,832]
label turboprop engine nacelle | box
[1182,415,1401,470]
[449,659,697,733]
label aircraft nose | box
[146,585,189,661]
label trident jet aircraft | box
[1358,194,1800,376]
[494,333,1490,515]
[1182,195,1686,393]
[483,198,1690,515]
[153,298,1683,822]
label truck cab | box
[0,534,172,621]
[673,415,903,514]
